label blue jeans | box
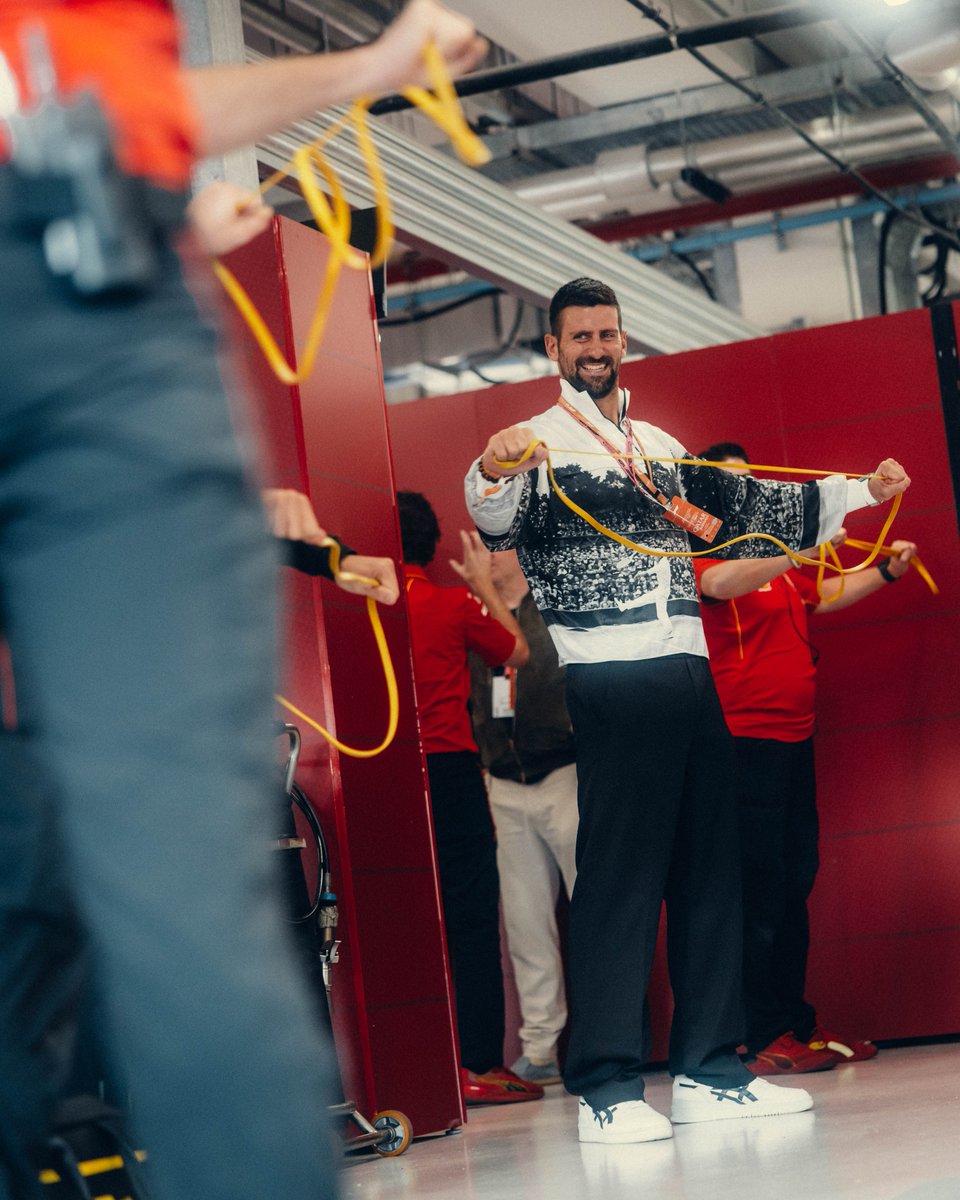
[0,199,335,1200]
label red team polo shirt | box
[694,560,820,743]
[404,566,516,755]
[0,1,197,188]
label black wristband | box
[877,558,898,584]
[279,536,355,579]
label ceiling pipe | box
[627,178,960,264]
[582,153,960,243]
[508,98,960,223]
[369,4,831,115]
[842,22,960,163]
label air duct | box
[510,99,960,223]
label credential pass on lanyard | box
[556,394,722,544]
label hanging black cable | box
[379,285,502,327]
[839,23,960,164]
[877,205,960,313]
[878,207,895,315]
[671,250,717,301]
[625,0,960,254]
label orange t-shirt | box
[0,0,198,188]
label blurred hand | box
[374,0,487,93]
[187,182,273,257]
[829,526,847,550]
[261,489,327,544]
[449,530,493,593]
[867,459,910,504]
[338,555,400,605]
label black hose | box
[289,782,330,924]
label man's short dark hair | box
[397,491,441,566]
[549,277,622,337]
[699,442,748,464]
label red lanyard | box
[555,392,723,544]
[557,394,670,508]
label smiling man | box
[463,276,911,1146]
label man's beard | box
[563,356,619,401]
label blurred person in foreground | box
[0,4,483,1197]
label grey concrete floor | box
[343,1044,960,1199]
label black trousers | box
[426,751,505,1074]
[734,736,819,1052]
[562,655,752,1106]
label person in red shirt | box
[695,443,918,1076]
[0,6,483,1199]
[397,492,544,1106]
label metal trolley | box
[276,723,413,1158]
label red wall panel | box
[388,306,960,1057]
[223,219,463,1135]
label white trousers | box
[489,763,579,1062]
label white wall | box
[734,214,862,331]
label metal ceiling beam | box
[841,23,960,162]
[250,77,762,354]
[584,152,960,241]
[240,1,323,52]
[370,4,833,115]
[476,55,885,161]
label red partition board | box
[221,218,463,1134]
[386,306,960,1047]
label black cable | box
[457,296,530,381]
[878,205,960,313]
[470,295,528,362]
[840,22,960,165]
[878,207,895,314]
[379,285,502,327]
[672,250,716,301]
[784,585,819,666]
[289,782,329,924]
[625,0,960,254]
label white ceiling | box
[443,0,739,108]
[241,0,960,375]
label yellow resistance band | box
[275,538,399,758]
[491,443,906,585]
[845,538,939,595]
[214,42,490,385]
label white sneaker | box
[578,1097,674,1144]
[671,1074,813,1124]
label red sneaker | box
[748,1032,837,1075]
[460,1066,545,1105]
[807,1027,879,1063]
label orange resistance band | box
[489,442,909,593]
[275,538,399,759]
[213,42,490,386]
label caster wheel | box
[372,1109,413,1157]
